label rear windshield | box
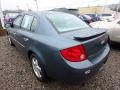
[47,13,90,33]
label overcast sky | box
[1,0,120,11]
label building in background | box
[78,5,120,19]
[109,4,120,18]
[79,6,116,14]
[79,6,103,14]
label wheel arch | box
[27,48,47,70]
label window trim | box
[20,14,34,31]
[30,17,38,32]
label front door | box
[9,15,24,49]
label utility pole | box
[34,0,38,11]
[26,4,29,11]
[0,0,5,29]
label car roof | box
[20,11,72,18]
[20,8,80,17]
[50,8,80,16]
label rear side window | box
[31,18,37,31]
[21,15,34,30]
[13,15,23,28]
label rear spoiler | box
[74,32,106,41]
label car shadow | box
[110,42,120,51]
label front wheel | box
[30,54,47,82]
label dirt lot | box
[0,36,120,90]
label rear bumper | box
[47,44,110,82]
[63,52,109,82]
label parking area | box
[0,36,120,90]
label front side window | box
[47,13,90,32]
[21,15,34,30]
[13,15,23,27]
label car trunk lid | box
[60,28,108,61]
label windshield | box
[47,13,90,33]
[5,13,19,19]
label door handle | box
[23,38,29,41]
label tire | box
[8,36,14,46]
[30,54,47,82]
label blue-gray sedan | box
[7,11,110,82]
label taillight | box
[60,45,87,62]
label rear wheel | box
[30,54,47,82]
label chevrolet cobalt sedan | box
[7,11,110,82]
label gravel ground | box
[0,36,120,90]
